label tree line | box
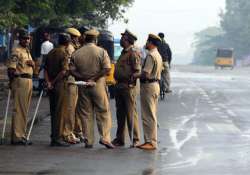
[193,0,250,65]
[0,0,133,31]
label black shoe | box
[165,89,172,93]
[111,138,124,147]
[99,140,115,149]
[50,140,70,147]
[25,140,33,145]
[11,138,32,146]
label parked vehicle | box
[214,48,234,69]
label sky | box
[108,0,225,64]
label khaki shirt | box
[7,44,33,75]
[44,45,69,81]
[67,42,81,55]
[66,44,76,56]
[142,48,162,80]
[114,46,141,81]
[71,43,111,80]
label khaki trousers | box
[61,81,78,141]
[162,61,170,91]
[114,85,140,143]
[76,78,112,145]
[74,110,83,138]
[140,82,160,147]
[11,78,32,141]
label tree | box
[193,0,250,65]
[192,27,224,65]
[0,0,134,30]
[220,0,250,60]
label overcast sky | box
[109,0,225,59]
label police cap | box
[85,29,100,37]
[121,29,137,41]
[148,33,162,42]
[147,33,162,46]
[66,27,81,37]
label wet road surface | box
[0,65,250,175]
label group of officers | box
[6,26,172,150]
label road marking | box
[169,122,198,150]
[212,107,221,111]
[206,124,214,132]
[205,123,241,133]
[159,148,203,170]
[181,102,187,108]
[226,110,237,117]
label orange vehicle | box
[214,48,234,69]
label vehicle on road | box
[214,48,234,69]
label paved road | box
[0,65,250,175]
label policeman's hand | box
[7,68,16,80]
[46,81,53,90]
[85,81,96,87]
[26,60,35,67]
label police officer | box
[157,32,172,93]
[7,29,34,145]
[66,27,81,54]
[44,33,71,147]
[71,26,89,142]
[61,27,81,144]
[137,34,162,150]
[70,29,114,149]
[112,29,141,147]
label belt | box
[15,74,33,79]
[140,79,159,84]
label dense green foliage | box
[0,0,133,30]
[193,0,250,65]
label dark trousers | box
[114,86,140,143]
[48,89,60,142]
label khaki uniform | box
[7,45,33,142]
[44,45,69,142]
[59,43,79,142]
[72,43,112,145]
[140,48,162,147]
[113,46,141,144]
[68,42,84,139]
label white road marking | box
[159,148,203,170]
[169,122,198,150]
[181,102,187,108]
[212,107,221,111]
[205,123,241,133]
[206,124,214,132]
[227,110,237,117]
